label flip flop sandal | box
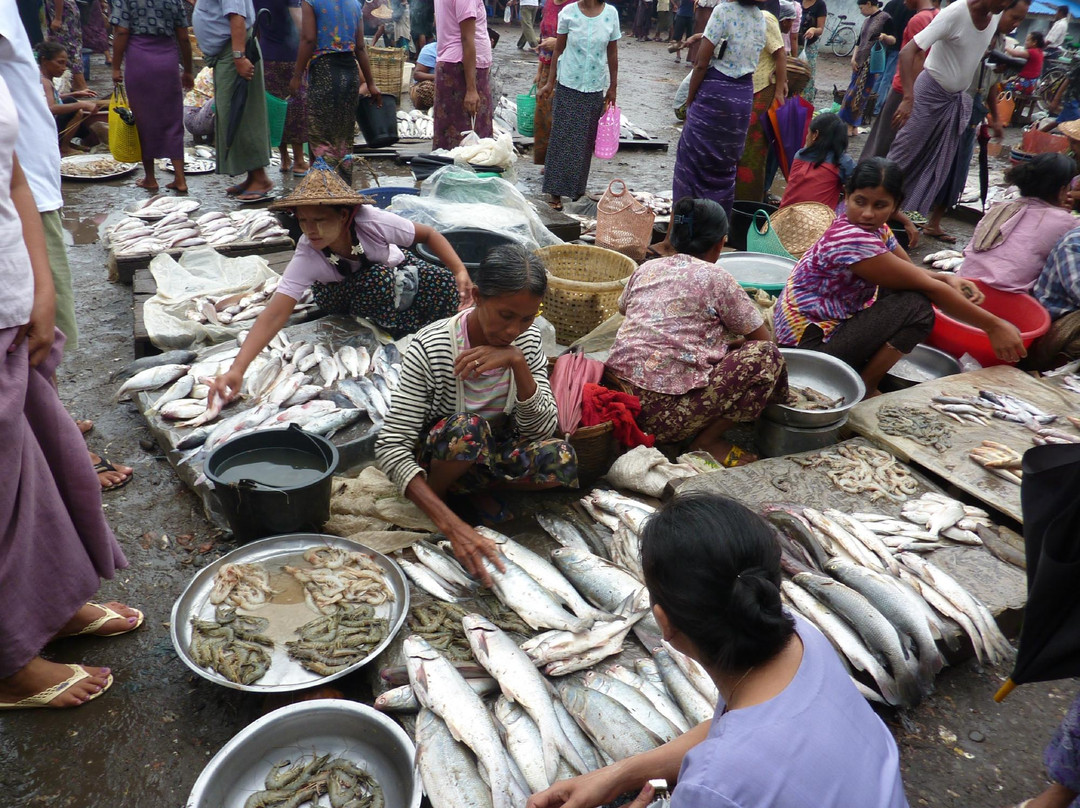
[292,169,309,177]
[236,189,276,204]
[720,445,753,468]
[0,664,113,710]
[225,183,248,196]
[65,603,145,638]
[93,458,132,493]
[923,230,958,244]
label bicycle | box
[819,13,857,58]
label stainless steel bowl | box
[185,699,422,808]
[765,348,866,428]
[171,533,410,693]
[881,343,962,391]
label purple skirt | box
[673,69,754,218]
[0,328,127,678]
[124,34,185,159]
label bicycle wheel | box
[1037,68,1067,112]
[831,25,856,58]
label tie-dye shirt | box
[773,218,898,346]
[305,0,361,56]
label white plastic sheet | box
[143,247,280,350]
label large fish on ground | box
[557,683,661,762]
[415,708,494,808]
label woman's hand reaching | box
[943,275,985,305]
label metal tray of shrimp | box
[185,699,422,808]
[171,533,410,693]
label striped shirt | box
[774,218,898,346]
[375,311,559,494]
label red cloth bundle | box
[580,383,654,449]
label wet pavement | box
[0,27,1071,808]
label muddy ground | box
[0,24,1071,808]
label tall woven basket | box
[770,202,835,259]
[369,47,407,96]
[537,244,636,345]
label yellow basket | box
[770,202,836,259]
[369,47,407,95]
[537,244,636,345]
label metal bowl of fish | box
[59,154,139,180]
[170,533,409,693]
[185,699,422,808]
[881,343,962,392]
[765,348,866,428]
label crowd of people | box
[11,1,1080,806]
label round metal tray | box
[59,153,138,181]
[170,533,410,693]
[185,699,422,808]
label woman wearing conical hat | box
[210,159,470,403]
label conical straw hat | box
[270,157,375,210]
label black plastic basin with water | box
[205,424,340,543]
[415,227,521,272]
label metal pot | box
[765,348,866,428]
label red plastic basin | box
[928,279,1050,367]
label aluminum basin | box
[765,348,866,428]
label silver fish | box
[338,345,361,378]
[536,513,593,553]
[465,614,590,780]
[282,384,323,408]
[549,547,642,614]
[158,399,209,421]
[521,595,642,667]
[794,571,923,707]
[398,556,466,603]
[605,664,690,733]
[354,345,372,377]
[405,636,527,808]
[146,373,195,415]
[373,679,498,713]
[415,708,495,808]
[203,402,279,453]
[582,671,681,743]
[494,696,551,793]
[414,541,476,592]
[803,508,883,571]
[115,364,189,401]
[318,356,339,388]
[303,407,363,438]
[552,697,602,772]
[823,509,901,575]
[651,648,715,725]
[109,350,197,382]
[557,683,661,762]
[174,423,215,450]
[479,554,593,634]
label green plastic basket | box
[517,85,536,136]
[266,92,288,146]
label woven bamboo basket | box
[537,244,635,345]
[569,421,616,485]
[369,47,407,96]
[770,202,835,259]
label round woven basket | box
[537,244,635,345]
[569,421,616,485]
[771,202,835,259]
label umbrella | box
[226,11,266,149]
[977,123,991,212]
[995,443,1080,702]
[762,96,814,180]
[549,350,605,435]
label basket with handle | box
[108,84,141,163]
[368,46,407,95]
[595,179,655,262]
[746,210,795,259]
[517,85,537,135]
[594,104,621,159]
[770,202,835,259]
[537,244,636,345]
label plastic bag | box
[504,4,512,22]
[108,84,141,163]
[390,164,561,247]
[436,130,518,168]
[143,247,281,350]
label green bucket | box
[517,85,537,136]
[266,92,288,146]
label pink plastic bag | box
[594,104,621,160]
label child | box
[960,153,1079,294]
[1007,31,1045,96]
[37,41,108,156]
[779,112,856,210]
[774,157,1026,393]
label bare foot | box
[89,451,133,490]
[293,159,309,173]
[55,602,142,639]
[135,177,159,191]
[75,418,94,434]
[166,181,188,193]
[0,657,111,708]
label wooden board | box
[109,236,294,285]
[674,436,1028,633]
[131,250,301,358]
[846,366,1080,525]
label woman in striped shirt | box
[375,245,577,583]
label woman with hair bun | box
[606,197,786,467]
[527,493,909,808]
[959,153,1079,294]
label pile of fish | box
[876,403,953,453]
[106,205,290,257]
[791,444,920,502]
[397,108,434,140]
[764,497,1014,707]
[784,385,845,411]
[630,191,672,216]
[969,440,1024,484]
[115,333,403,483]
[1061,374,1080,396]
[928,389,1057,427]
[922,249,964,272]
[243,753,383,808]
[182,276,316,327]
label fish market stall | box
[126,316,400,528]
[847,366,1080,524]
